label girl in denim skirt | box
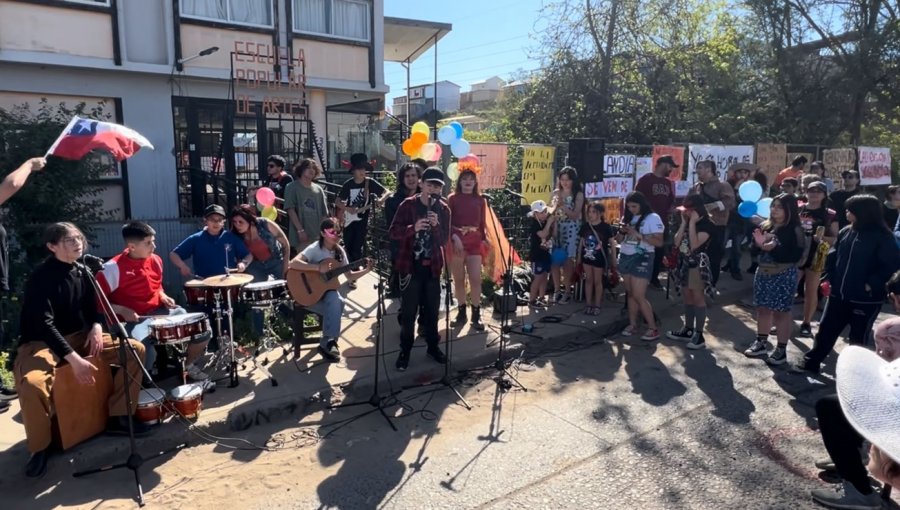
[616,191,665,340]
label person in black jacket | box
[794,195,900,375]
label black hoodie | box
[825,224,900,304]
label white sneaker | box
[187,364,210,381]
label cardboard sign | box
[823,148,856,177]
[635,157,653,181]
[585,178,633,199]
[469,143,508,189]
[688,145,754,183]
[521,145,556,205]
[755,143,786,187]
[858,147,892,186]
[603,154,636,177]
[652,145,685,182]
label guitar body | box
[287,257,365,306]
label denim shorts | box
[532,260,551,275]
[618,252,653,280]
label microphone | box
[503,188,527,201]
[78,254,105,274]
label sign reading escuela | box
[521,145,556,205]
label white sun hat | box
[837,345,900,464]
[528,200,548,217]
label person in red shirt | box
[448,163,489,331]
[97,222,210,381]
[635,155,677,286]
[773,155,808,188]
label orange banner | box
[652,145,685,182]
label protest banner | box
[755,143,786,186]
[652,145,685,182]
[823,148,856,177]
[469,143,508,189]
[674,181,692,198]
[635,157,653,181]
[603,154,636,177]
[688,144,754,183]
[585,178,632,199]
[521,145,556,205]
[858,147,892,186]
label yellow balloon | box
[262,206,278,221]
[447,162,459,180]
[411,121,430,136]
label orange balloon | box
[402,139,417,156]
[410,131,428,145]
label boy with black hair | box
[781,177,799,197]
[264,155,293,202]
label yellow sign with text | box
[521,145,556,206]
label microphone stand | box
[72,261,185,506]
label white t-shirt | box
[618,213,664,256]
[301,242,347,264]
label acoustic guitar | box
[287,258,368,306]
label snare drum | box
[168,383,203,420]
[240,279,287,306]
[184,280,241,307]
[149,313,211,345]
[135,388,168,425]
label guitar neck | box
[325,259,366,280]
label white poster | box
[687,144,755,183]
[603,154,636,177]
[858,146,892,186]
[674,181,692,198]
[585,178,633,199]
[635,157,653,181]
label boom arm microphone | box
[503,188,527,201]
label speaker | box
[567,138,605,182]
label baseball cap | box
[842,170,860,179]
[204,204,226,218]
[422,167,445,186]
[657,155,680,168]
[806,181,828,193]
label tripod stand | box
[72,262,185,506]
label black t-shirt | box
[579,222,613,266]
[761,224,805,264]
[266,172,293,200]
[339,177,387,221]
[678,217,716,255]
[528,218,551,264]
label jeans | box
[400,266,441,352]
[303,289,344,340]
[343,219,367,266]
[803,296,880,369]
[725,226,745,272]
[816,394,872,494]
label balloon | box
[431,143,443,161]
[437,125,457,145]
[460,153,478,165]
[402,139,418,157]
[257,201,266,212]
[255,187,275,207]
[261,206,278,221]
[450,138,470,158]
[411,121,430,136]
[738,180,763,202]
[738,201,757,218]
[420,143,438,161]
[551,247,568,266]
[447,162,459,180]
[450,121,464,139]
[757,197,773,219]
[410,131,428,145]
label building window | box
[181,0,274,28]
[293,0,370,42]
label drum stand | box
[239,303,280,387]
[208,291,240,388]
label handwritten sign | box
[635,157,653,181]
[823,148,856,177]
[585,178,633,199]
[603,154,636,177]
[755,143,786,187]
[521,145,556,205]
[652,145,685,182]
[469,143,508,189]
[688,145,754,183]
[858,147,892,186]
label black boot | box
[426,344,447,364]
[25,448,49,478]
[453,305,468,326]
[470,306,485,331]
[395,350,410,371]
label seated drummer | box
[97,221,210,382]
[169,204,252,350]
[14,222,149,478]
[288,218,373,362]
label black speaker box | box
[567,138,606,182]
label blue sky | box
[383,0,545,102]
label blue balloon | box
[756,198,773,219]
[738,181,763,202]
[450,121,464,140]
[450,138,470,158]
[738,201,757,218]
[551,247,568,266]
[437,125,457,145]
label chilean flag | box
[46,116,154,162]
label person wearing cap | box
[807,270,900,509]
[831,170,862,229]
[170,204,252,279]
[388,167,450,371]
[635,155,677,288]
[527,199,555,309]
[337,153,387,290]
[773,155,808,188]
[796,181,838,337]
[686,160,736,286]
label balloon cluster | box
[401,122,443,161]
[737,181,773,219]
[447,153,480,180]
[437,121,470,159]
[255,187,279,221]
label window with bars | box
[181,0,274,28]
[293,0,370,42]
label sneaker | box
[528,301,544,311]
[641,328,660,341]
[536,297,549,307]
[186,364,210,381]
[583,306,595,315]
[558,293,571,305]
[686,332,706,350]
[770,326,777,335]
[799,322,813,337]
[744,339,769,358]
[766,345,788,366]
[814,458,837,471]
[789,361,821,376]
[666,327,694,341]
[317,341,340,363]
[810,481,881,510]
[621,325,637,337]
[395,351,410,371]
[552,292,563,304]
[426,346,447,364]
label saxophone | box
[811,226,830,273]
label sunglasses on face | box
[323,228,338,238]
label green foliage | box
[0,350,12,389]
[0,100,118,288]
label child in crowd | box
[528,200,555,309]
[577,201,615,315]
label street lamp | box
[176,46,219,71]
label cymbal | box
[201,273,254,287]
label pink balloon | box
[432,144,443,161]
[460,153,478,165]
[256,187,275,207]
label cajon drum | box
[51,356,113,450]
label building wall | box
[0,2,114,59]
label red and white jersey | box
[97,251,164,316]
